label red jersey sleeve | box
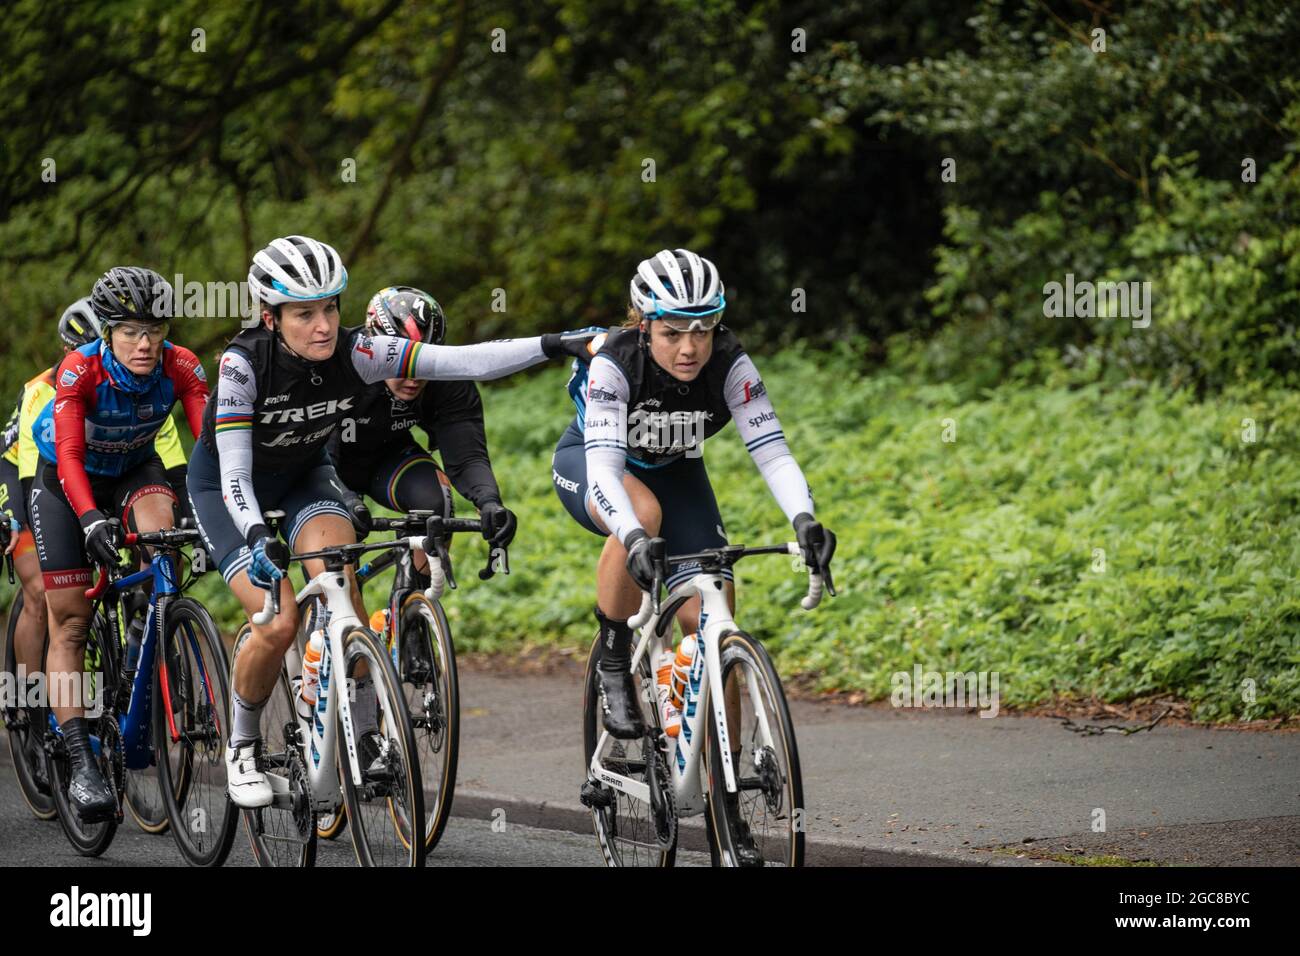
[52,350,100,520]
[164,345,210,439]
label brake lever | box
[479,544,509,581]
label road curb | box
[449,789,996,866]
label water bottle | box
[654,648,681,737]
[125,616,146,673]
[669,633,698,710]
[301,628,325,707]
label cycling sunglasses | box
[648,293,726,331]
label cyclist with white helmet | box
[188,235,593,808]
[551,249,836,848]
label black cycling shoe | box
[62,718,116,823]
[596,665,645,740]
[724,792,764,867]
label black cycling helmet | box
[58,297,103,347]
[90,266,174,328]
[364,286,446,345]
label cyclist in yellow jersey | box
[1,299,189,796]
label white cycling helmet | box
[629,248,725,329]
[248,235,348,306]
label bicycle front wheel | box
[704,629,804,867]
[339,626,425,867]
[156,597,238,866]
[396,592,458,852]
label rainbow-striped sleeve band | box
[214,413,254,433]
[398,341,422,379]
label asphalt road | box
[0,741,710,867]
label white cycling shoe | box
[226,739,274,808]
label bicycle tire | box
[48,615,120,857]
[156,597,239,866]
[581,634,676,868]
[338,625,425,867]
[704,629,804,867]
[396,591,459,852]
[3,590,56,820]
[232,624,317,868]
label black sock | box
[594,606,632,671]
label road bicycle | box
[233,512,444,866]
[308,511,504,851]
[42,523,236,865]
[580,538,832,867]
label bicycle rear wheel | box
[581,635,676,867]
[704,629,804,867]
[48,617,120,857]
[3,590,56,820]
[396,592,458,852]
[231,624,317,867]
[157,597,238,866]
[339,626,425,867]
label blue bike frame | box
[49,551,211,771]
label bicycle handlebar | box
[628,540,833,626]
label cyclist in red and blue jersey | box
[28,267,208,821]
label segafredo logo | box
[49,886,151,936]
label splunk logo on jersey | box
[258,396,354,425]
[49,886,151,936]
[746,410,776,430]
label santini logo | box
[50,886,151,936]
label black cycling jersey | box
[200,324,369,472]
[327,378,501,508]
[568,325,746,468]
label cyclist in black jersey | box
[326,286,517,563]
[188,235,594,807]
[551,249,837,759]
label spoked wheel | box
[156,597,238,866]
[339,626,425,867]
[48,619,121,857]
[3,590,56,820]
[704,630,804,867]
[581,635,677,868]
[232,625,316,867]
[297,598,346,841]
[396,592,458,852]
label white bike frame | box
[587,542,822,818]
[253,535,446,811]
